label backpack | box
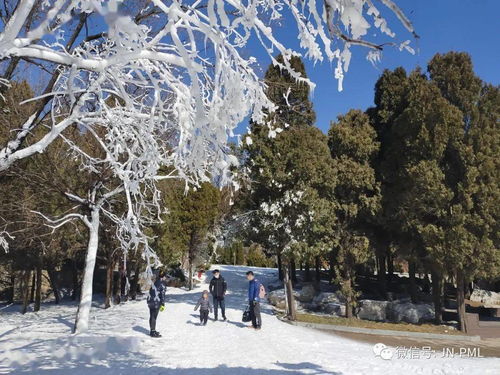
[258,282,266,299]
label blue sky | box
[243,0,500,134]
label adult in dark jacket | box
[246,270,261,330]
[209,269,227,321]
[147,271,166,337]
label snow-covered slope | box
[0,265,498,374]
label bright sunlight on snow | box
[1,266,498,375]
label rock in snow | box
[0,265,496,375]
[357,300,390,322]
[296,284,316,302]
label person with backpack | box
[209,269,227,321]
[246,270,265,330]
[147,270,167,338]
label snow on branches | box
[0,0,415,250]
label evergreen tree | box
[327,110,381,317]
[154,182,221,290]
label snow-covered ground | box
[0,265,498,375]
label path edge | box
[277,316,482,342]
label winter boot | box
[150,330,162,338]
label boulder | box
[296,284,316,302]
[323,303,346,317]
[390,301,434,324]
[300,302,321,312]
[298,302,322,312]
[268,289,287,309]
[357,300,389,321]
[313,291,345,305]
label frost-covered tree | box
[0,0,415,329]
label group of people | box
[146,269,263,338]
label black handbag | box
[242,306,252,322]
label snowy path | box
[0,265,498,375]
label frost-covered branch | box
[0,0,416,175]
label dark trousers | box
[213,296,226,319]
[149,306,160,331]
[250,301,261,328]
[200,309,209,324]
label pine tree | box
[154,182,221,290]
[327,110,381,317]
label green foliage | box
[244,54,335,266]
[246,244,271,267]
[264,54,316,128]
[153,182,221,267]
[369,52,499,316]
[327,110,381,315]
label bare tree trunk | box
[8,270,15,304]
[277,252,283,281]
[377,253,387,298]
[34,264,42,312]
[290,258,297,284]
[304,262,311,282]
[130,262,140,300]
[47,266,60,304]
[456,270,467,333]
[345,276,353,318]
[431,269,442,324]
[30,270,36,303]
[105,259,114,309]
[328,251,336,283]
[386,250,394,280]
[315,256,321,283]
[74,208,100,333]
[21,271,31,314]
[283,262,296,321]
[115,260,122,304]
[409,260,417,303]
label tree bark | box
[408,260,417,303]
[456,270,467,333]
[290,258,297,284]
[328,251,336,283]
[130,262,140,300]
[105,259,114,309]
[115,260,122,304]
[431,269,443,324]
[386,250,394,280]
[304,262,311,282]
[277,252,283,281]
[34,264,42,312]
[377,253,387,298]
[8,271,15,304]
[345,276,353,318]
[47,266,60,304]
[21,270,31,314]
[74,208,100,333]
[30,270,36,303]
[283,263,296,321]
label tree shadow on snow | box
[8,362,342,375]
[1,334,342,375]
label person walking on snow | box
[246,271,262,330]
[209,269,227,321]
[194,290,213,325]
[147,270,166,338]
